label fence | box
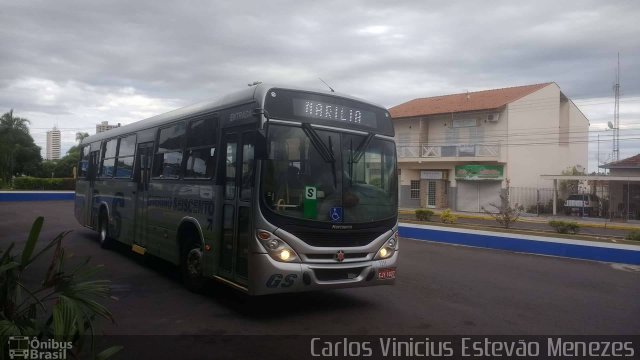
[509,187,556,213]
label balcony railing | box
[397,143,501,159]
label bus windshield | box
[262,124,397,223]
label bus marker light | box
[257,231,271,240]
[205,244,212,252]
[132,244,146,255]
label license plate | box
[377,268,396,280]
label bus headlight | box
[375,232,399,260]
[256,230,299,263]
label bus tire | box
[181,240,205,292]
[98,210,113,249]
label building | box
[390,83,589,211]
[46,126,61,160]
[600,154,640,220]
[96,121,121,133]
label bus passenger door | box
[87,150,100,228]
[219,128,255,285]
[134,142,154,248]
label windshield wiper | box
[301,124,334,162]
[353,133,374,164]
[347,133,375,185]
[301,123,337,188]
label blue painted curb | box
[0,192,75,202]
[399,224,640,265]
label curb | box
[0,191,75,202]
[399,222,640,265]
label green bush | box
[440,208,457,224]
[13,176,75,190]
[625,231,640,241]
[0,217,121,358]
[548,220,580,234]
[415,209,434,221]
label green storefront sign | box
[455,165,503,180]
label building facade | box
[390,83,589,211]
[96,121,121,133]
[601,154,640,220]
[46,126,61,160]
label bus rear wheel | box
[181,242,205,292]
[98,211,113,249]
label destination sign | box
[292,98,377,128]
[264,88,395,136]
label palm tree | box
[1,109,31,134]
[76,131,90,142]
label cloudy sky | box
[1,0,639,172]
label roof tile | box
[389,83,552,118]
[601,154,640,169]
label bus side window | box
[153,122,186,179]
[99,139,117,178]
[114,134,136,179]
[79,145,90,178]
[184,117,218,179]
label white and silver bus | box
[74,84,398,295]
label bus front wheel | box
[181,241,205,292]
[98,211,113,249]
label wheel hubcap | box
[186,248,202,277]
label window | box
[240,132,255,200]
[99,139,118,177]
[410,180,420,199]
[115,134,136,178]
[153,122,186,178]
[225,137,238,200]
[184,117,217,179]
[79,146,90,178]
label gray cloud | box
[0,0,639,162]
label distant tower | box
[613,53,621,161]
[96,121,121,133]
[46,126,61,160]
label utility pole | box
[613,52,620,161]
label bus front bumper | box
[248,252,398,296]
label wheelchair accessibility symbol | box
[330,207,343,223]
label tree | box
[482,179,524,229]
[559,165,585,197]
[76,131,89,143]
[0,109,31,133]
[0,110,42,184]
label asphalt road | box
[1,201,639,339]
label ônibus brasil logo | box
[7,336,72,360]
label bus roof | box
[80,84,387,145]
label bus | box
[74,84,398,295]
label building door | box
[427,181,437,208]
[219,127,255,285]
[134,142,154,249]
[457,181,501,212]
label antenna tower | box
[613,53,620,161]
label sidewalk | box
[399,208,640,240]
